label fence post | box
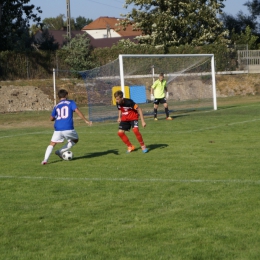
[151,65,155,84]
[53,68,56,106]
[26,55,29,79]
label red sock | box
[118,131,132,147]
[132,127,144,147]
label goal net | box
[78,54,216,122]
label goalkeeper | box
[150,72,172,120]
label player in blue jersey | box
[41,89,92,165]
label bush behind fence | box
[0,44,240,81]
[0,50,71,80]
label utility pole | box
[66,0,71,43]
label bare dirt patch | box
[216,74,260,97]
[0,73,259,114]
[0,85,53,113]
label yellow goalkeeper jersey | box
[152,79,167,98]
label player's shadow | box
[173,114,190,119]
[73,149,119,160]
[217,105,238,110]
[146,143,168,152]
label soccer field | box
[1,97,260,259]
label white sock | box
[60,141,76,154]
[44,145,53,162]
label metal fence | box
[238,50,260,73]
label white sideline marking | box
[173,118,260,134]
[0,175,260,184]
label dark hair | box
[114,90,123,98]
[159,73,164,77]
[58,89,68,98]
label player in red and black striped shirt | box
[114,90,148,153]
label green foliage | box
[1,98,260,258]
[121,0,228,48]
[75,16,93,30]
[0,42,241,80]
[42,14,66,30]
[220,12,257,35]
[231,26,259,50]
[34,29,59,51]
[0,50,70,80]
[0,0,42,51]
[42,15,93,31]
[30,24,40,36]
[168,43,238,71]
[220,0,260,47]
[91,40,164,66]
[61,34,97,71]
[244,0,260,18]
[11,27,32,52]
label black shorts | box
[119,120,139,131]
[154,98,167,105]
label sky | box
[29,0,250,22]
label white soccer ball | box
[62,151,74,161]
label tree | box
[221,11,257,34]
[33,29,59,51]
[244,0,260,18]
[0,0,42,51]
[220,0,260,47]
[120,0,228,48]
[75,16,93,30]
[42,14,66,30]
[244,0,260,33]
[231,25,259,49]
[41,15,92,31]
[61,34,96,71]
[220,0,259,35]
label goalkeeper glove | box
[166,92,169,99]
[150,94,155,101]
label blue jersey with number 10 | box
[51,99,77,131]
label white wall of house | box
[84,29,121,39]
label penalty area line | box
[0,176,260,184]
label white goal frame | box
[119,54,217,110]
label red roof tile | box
[82,16,142,37]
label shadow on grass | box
[146,143,168,152]
[49,145,168,163]
[172,114,189,119]
[217,105,240,110]
[48,149,119,164]
[73,149,119,160]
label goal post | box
[119,54,217,110]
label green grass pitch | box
[1,97,260,259]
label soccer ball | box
[62,151,73,161]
